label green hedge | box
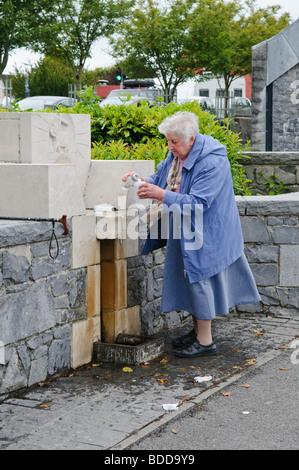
[64,88,252,195]
[12,86,252,195]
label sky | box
[4,0,299,75]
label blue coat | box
[144,133,244,283]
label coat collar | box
[183,134,204,171]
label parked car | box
[99,88,162,108]
[231,97,251,117]
[214,96,251,119]
[16,96,74,111]
[176,96,216,115]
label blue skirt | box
[161,239,261,320]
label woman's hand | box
[122,172,148,183]
[137,182,166,202]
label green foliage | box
[109,0,290,103]
[0,0,53,75]
[187,0,290,98]
[67,88,252,195]
[10,60,117,101]
[109,0,198,103]
[261,173,291,195]
[29,0,135,89]
[11,56,75,99]
[91,139,169,166]
[15,86,251,194]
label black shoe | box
[174,339,218,358]
[172,329,197,348]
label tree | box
[30,0,135,91]
[11,56,75,99]
[109,0,196,103]
[0,0,53,75]
[110,0,290,108]
[187,0,290,114]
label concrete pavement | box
[0,314,298,450]
[129,348,299,450]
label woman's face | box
[166,133,194,159]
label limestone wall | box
[0,111,155,398]
[240,151,299,194]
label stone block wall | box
[0,113,91,219]
[251,19,299,151]
[238,194,299,317]
[0,220,87,395]
[251,40,267,151]
[272,65,299,151]
[0,109,156,398]
[1,192,299,397]
[240,151,299,194]
[127,193,299,336]
[1,108,298,397]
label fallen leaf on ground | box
[241,384,251,388]
[172,428,179,434]
[179,395,190,405]
[156,378,169,383]
[245,358,257,365]
[221,391,232,396]
[279,367,289,371]
[40,403,52,408]
[252,330,265,336]
[122,367,133,373]
[38,381,49,387]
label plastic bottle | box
[133,176,143,202]
[121,172,140,189]
[121,173,143,202]
[94,204,117,216]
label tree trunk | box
[0,48,9,76]
[75,71,82,93]
[224,75,230,119]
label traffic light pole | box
[120,67,123,90]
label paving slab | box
[0,314,298,450]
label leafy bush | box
[15,86,252,195]
[72,89,251,195]
[91,139,169,166]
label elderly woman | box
[123,111,260,358]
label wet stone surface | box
[0,315,297,450]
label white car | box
[99,88,161,107]
[176,96,216,114]
[16,95,74,111]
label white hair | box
[158,111,199,142]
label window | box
[216,89,225,97]
[234,89,242,97]
[199,89,209,97]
